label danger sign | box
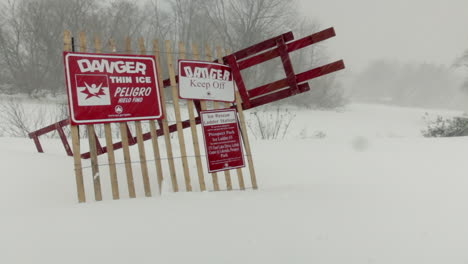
[178,60,234,102]
[201,108,245,173]
[64,52,163,125]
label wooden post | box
[149,120,164,194]
[79,31,103,201]
[235,91,258,189]
[191,44,208,111]
[215,46,233,191]
[204,44,220,191]
[153,40,179,192]
[179,42,206,192]
[225,48,245,190]
[109,38,136,198]
[137,38,164,195]
[120,123,136,198]
[95,34,119,200]
[131,37,152,197]
[165,40,192,192]
[65,30,86,203]
[135,121,151,197]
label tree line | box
[351,60,468,110]
[0,0,345,108]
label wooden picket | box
[64,30,86,203]
[178,42,206,192]
[109,39,136,199]
[153,40,179,193]
[140,38,164,195]
[215,46,233,191]
[224,48,246,190]
[165,40,192,192]
[79,32,103,201]
[95,35,120,200]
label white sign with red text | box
[178,60,234,102]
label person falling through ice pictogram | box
[82,82,106,99]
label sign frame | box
[64,51,163,125]
[200,108,246,173]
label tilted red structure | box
[28,27,345,158]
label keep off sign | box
[64,52,163,125]
[178,60,235,102]
[201,109,245,173]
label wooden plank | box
[95,34,119,200]
[165,40,192,192]
[135,121,151,196]
[204,44,220,192]
[224,55,251,109]
[235,91,258,189]
[153,40,179,192]
[87,124,102,201]
[31,135,44,153]
[104,123,119,199]
[276,36,299,94]
[149,120,164,194]
[137,38,164,195]
[55,123,73,156]
[286,27,336,53]
[224,32,294,61]
[120,123,136,198]
[28,119,69,138]
[132,38,152,197]
[296,60,345,83]
[65,30,86,203]
[216,46,233,191]
[248,60,344,99]
[79,31,102,201]
[179,42,206,192]
[225,48,245,190]
[249,83,310,109]
[190,44,208,111]
[109,37,136,198]
[236,28,336,71]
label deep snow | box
[1,103,468,264]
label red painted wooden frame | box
[29,27,345,158]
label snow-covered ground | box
[1,103,468,264]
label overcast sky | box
[298,0,468,72]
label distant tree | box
[455,49,468,94]
[0,0,345,109]
[0,0,171,95]
[0,0,101,95]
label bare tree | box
[0,0,101,96]
[204,0,298,50]
[0,0,344,109]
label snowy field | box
[1,103,468,264]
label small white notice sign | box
[178,60,235,102]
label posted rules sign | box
[64,52,163,125]
[201,109,245,173]
[178,60,235,102]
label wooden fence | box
[64,30,257,202]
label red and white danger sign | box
[201,108,245,173]
[64,52,163,125]
[178,60,234,102]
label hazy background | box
[296,0,468,110]
[298,0,468,71]
[1,0,468,110]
